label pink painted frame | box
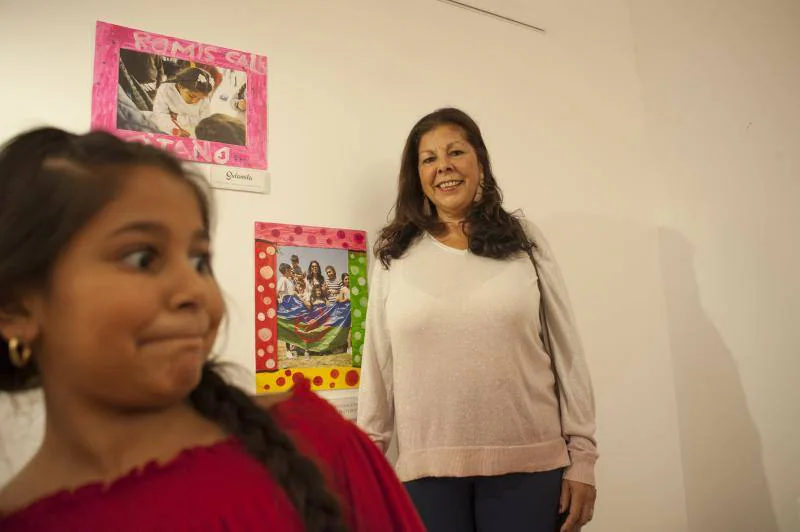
[91,21,267,169]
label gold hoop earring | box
[8,337,32,368]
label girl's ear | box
[0,296,43,348]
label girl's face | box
[343,274,350,287]
[312,287,323,298]
[13,167,224,409]
[310,262,320,274]
[326,267,336,280]
[178,86,207,105]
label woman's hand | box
[559,479,596,531]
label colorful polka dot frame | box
[348,250,368,368]
[255,222,367,252]
[254,222,368,394]
[254,239,279,375]
[256,367,361,394]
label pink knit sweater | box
[357,220,598,485]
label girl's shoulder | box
[264,380,426,531]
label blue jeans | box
[405,470,564,532]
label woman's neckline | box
[424,231,469,254]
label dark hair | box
[291,255,299,262]
[341,273,349,282]
[195,114,246,146]
[172,66,215,95]
[310,285,325,303]
[307,260,324,286]
[375,107,533,267]
[279,263,292,275]
[0,128,346,532]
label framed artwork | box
[91,21,267,169]
[254,223,369,393]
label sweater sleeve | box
[526,220,599,486]
[356,263,395,454]
[150,84,179,135]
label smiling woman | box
[417,123,484,231]
[0,128,424,531]
[359,108,598,532]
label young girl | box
[307,261,325,290]
[276,263,296,304]
[339,273,352,354]
[0,128,424,532]
[309,285,327,307]
[338,273,351,303]
[324,266,342,304]
[294,275,312,310]
[151,66,214,138]
[277,263,298,359]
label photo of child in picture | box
[276,263,296,305]
[309,285,327,307]
[324,266,342,304]
[151,66,215,138]
[338,273,350,303]
[116,50,249,146]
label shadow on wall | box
[658,229,779,532]
[539,213,689,532]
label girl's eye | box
[122,248,157,270]
[191,253,213,274]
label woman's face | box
[417,124,483,222]
[342,274,350,287]
[310,262,320,274]
[326,267,336,280]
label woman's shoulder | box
[514,216,553,258]
[513,215,537,238]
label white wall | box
[0,0,796,530]
[629,1,800,530]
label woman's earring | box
[474,177,485,202]
[7,337,32,368]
